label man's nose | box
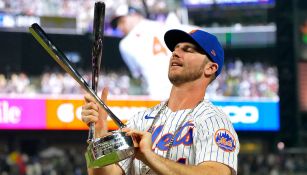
[172,48,181,58]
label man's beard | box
[168,62,205,85]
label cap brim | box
[110,16,123,29]
[164,29,200,52]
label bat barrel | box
[91,1,105,91]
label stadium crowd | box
[0,147,86,175]
[0,71,134,96]
[0,0,167,18]
[0,0,168,35]
[0,147,307,175]
[207,59,278,98]
[0,60,278,98]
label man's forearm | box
[143,152,202,175]
[143,151,231,175]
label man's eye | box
[183,47,194,52]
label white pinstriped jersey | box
[119,99,240,175]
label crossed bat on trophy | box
[29,1,135,168]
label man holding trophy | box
[81,28,240,174]
[28,1,239,174]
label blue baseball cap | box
[164,29,224,76]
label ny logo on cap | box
[189,29,198,34]
[211,50,216,56]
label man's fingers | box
[84,87,109,103]
[125,129,147,137]
[101,87,109,102]
[123,128,142,147]
[82,102,99,112]
[81,87,110,134]
[81,103,99,125]
[81,108,99,118]
[84,94,95,103]
[122,127,131,133]
[81,115,98,125]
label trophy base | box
[85,131,135,168]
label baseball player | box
[82,29,240,175]
[111,6,195,100]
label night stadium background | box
[0,0,307,174]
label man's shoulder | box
[133,101,165,117]
[195,99,230,122]
[198,99,224,114]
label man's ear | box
[204,62,218,76]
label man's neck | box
[167,81,207,112]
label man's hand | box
[81,87,109,138]
[123,128,153,163]
[123,128,232,175]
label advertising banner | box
[45,99,160,130]
[0,98,46,129]
[46,99,87,130]
[0,96,279,131]
[213,99,279,131]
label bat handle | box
[87,124,95,143]
[87,59,100,143]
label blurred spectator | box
[0,74,7,93]
[2,72,34,94]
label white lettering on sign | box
[0,101,21,124]
[220,105,259,124]
[57,103,74,123]
[109,106,147,121]
[57,103,146,123]
[76,106,82,121]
